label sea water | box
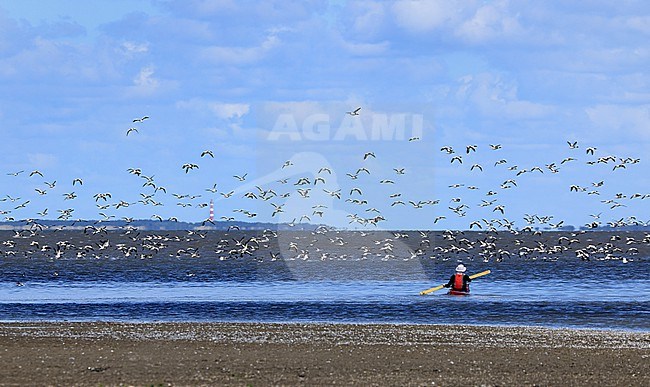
[0,231,648,331]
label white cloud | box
[176,99,250,120]
[209,102,250,120]
[216,142,256,158]
[175,98,206,110]
[392,0,523,43]
[261,100,330,121]
[256,100,334,142]
[186,0,237,15]
[27,153,59,169]
[585,104,650,138]
[120,41,149,55]
[456,73,553,119]
[130,65,160,95]
[392,0,469,33]
[349,1,386,38]
[620,15,650,34]
[0,37,60,77]
[455,1,524,43]
[202,126,231,140]
[341,40,390,56]
[200,34,279,64]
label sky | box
[1,0,649,230]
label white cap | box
[455,264,466,273]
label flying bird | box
[350,187,363,196]
[493,205,506,214]
[93,192,112,202]
[323,189,341,199]
[347,107,361,116]
[271,203,284,217]
[440,146,454,154]
[14,200,30,209]
[356,167,370,174]
[469,221,482,229]
[182,163,199,173]
[206,184,218,193]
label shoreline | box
[1,322,648,386]
[2,319,649,334]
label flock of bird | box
[2,226,648,269]
[1,109,649,267]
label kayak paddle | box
[419,269,491,295]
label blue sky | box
[1,0,649,230]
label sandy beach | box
[0,322,648,386]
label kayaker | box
[443,263,471,293]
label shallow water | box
[0,230,648,331]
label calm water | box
[1,230,648,331]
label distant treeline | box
[0,219,319,231]
[0,219,648,232]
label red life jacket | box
[453,273,466,291]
